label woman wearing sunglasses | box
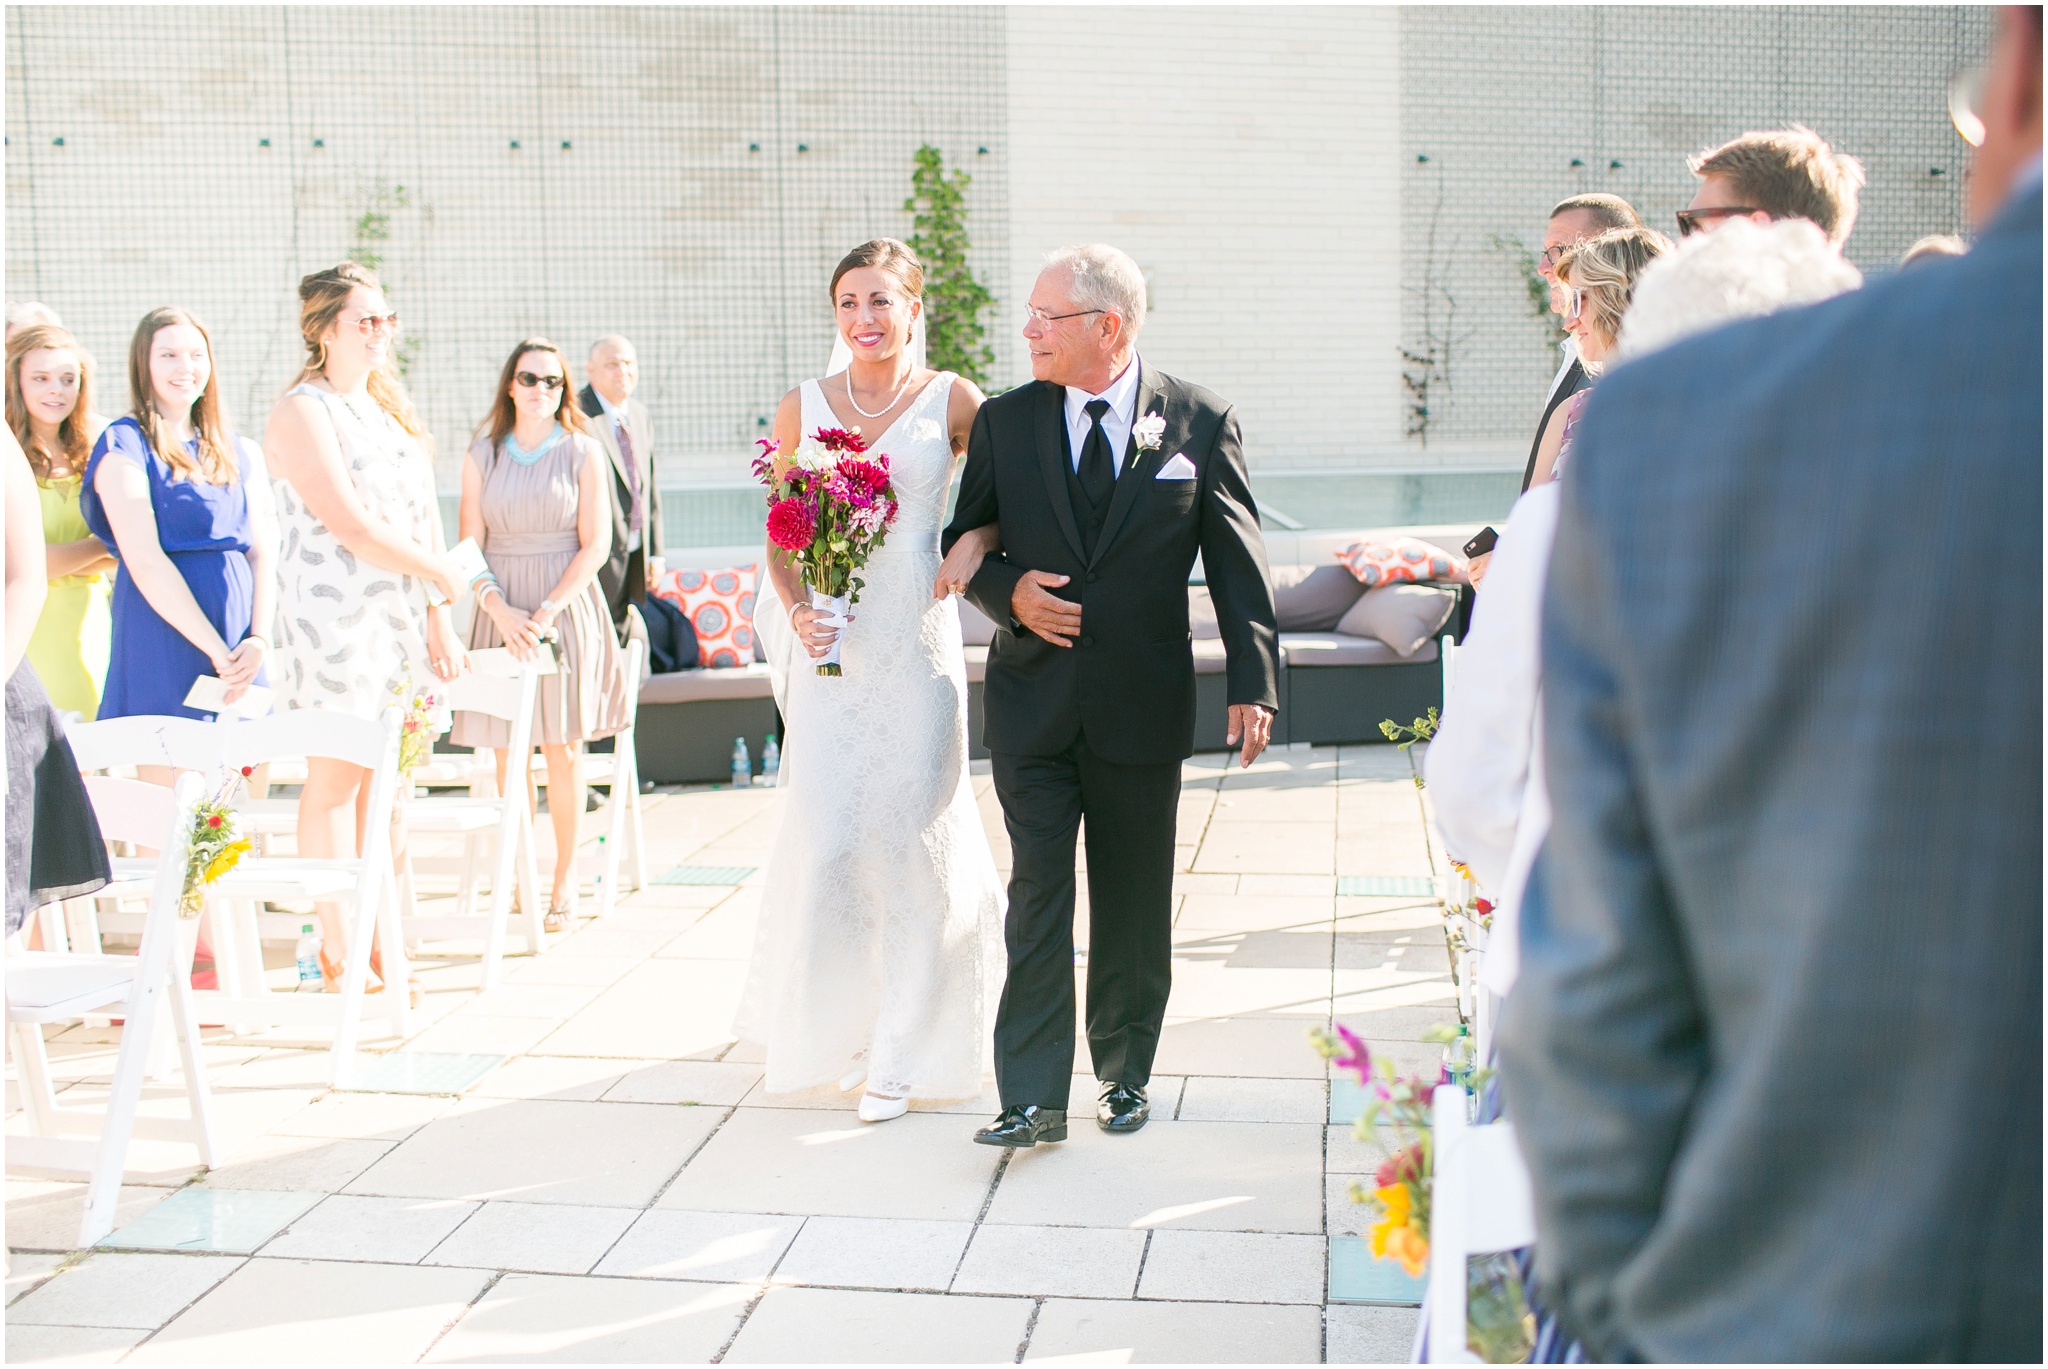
[1523,226,1671,489]
[266,262,467,998]
[452,338,629,930]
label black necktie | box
[1078,398,1115,508]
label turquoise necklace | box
[504,423,564,467]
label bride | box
[737,238,1006,1121]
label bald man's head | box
[588,335,638,405]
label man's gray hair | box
[588,333,634,359]
[1044,244,1146,336]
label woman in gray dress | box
[453,338,630,929]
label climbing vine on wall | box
[905,145,996,390]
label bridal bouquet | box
[754,426,900,676]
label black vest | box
[1062,422,1112,557]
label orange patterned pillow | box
[652,565,757,668]
[1335,537,1469,589]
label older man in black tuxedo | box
[943,244,1278,1148]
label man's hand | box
[646,556,665,591]
[1011,570,1082,647]
[1466,551,1492,588]
[1226,703,1274,769]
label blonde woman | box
[1526,226,1673,487]
[265,262,465,996]
[453,337,628,930]
[7,324,113,717]
[80,308,277,723]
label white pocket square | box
[1155,453,1198,480]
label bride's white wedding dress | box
[736,372,1006,1099]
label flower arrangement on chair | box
[182,767,254,917]
[754,426,901,676]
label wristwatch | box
[539,598,560,617]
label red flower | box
[766,496,817,551]
[812,427,868,454]
[834,457,891,497]
[1375,1142,1426,1189]
[239,765,254,778]
[206,814,223,829]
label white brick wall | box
[1003,7,1404,471]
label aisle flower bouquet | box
[391,673,450,775]
[754,425,900,676]
[182,767,254,917]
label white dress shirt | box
[594,389,641,551]
[1545,334,1581,405]
[1422,480,1562,997]
[1062,357,1142,475]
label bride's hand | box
[789,600,849,659]
[934,525,999,600]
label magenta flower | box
[766,496,817,551]
[1331,1024,1372,1084]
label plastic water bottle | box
[730,737,752,789]
[295,925,322,990]
[761,734,780,783]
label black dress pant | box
[609,544,649,633]
[990,736,1181,1110]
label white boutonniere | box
[1132,411,1167,453]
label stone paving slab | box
[5,744,1460,1361]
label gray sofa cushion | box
[963,644,988,683]
[639,663,777,705]
[1271,564,1367,631]
[1192,637,1231,675]
[1280,632,1438,668]
[1335,583,1459,658]
[958,598,999,646]
[1188,585,1222,639]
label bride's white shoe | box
[858,1092,909,1123]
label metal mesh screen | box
[1396,5,1994,450]
[5,5,1010,497]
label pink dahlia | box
[766,496,817,551]
[835,457,891,496]
[812,427,868,454]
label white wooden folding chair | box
[192,707,410,1087]
[1422,1084,1538,1364]
[6,773,219,1247]
[584,633,648,917]
[401,646,549,988]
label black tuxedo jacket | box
[943,363,1279,766]
[1523,358,1590,492]
[579,384,664,612]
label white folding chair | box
[6,773,219,1246]
[192,707,410,1087]
[401,646,549,987]
[584,632,648,916]
[1422,1084,1538,1364]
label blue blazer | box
[1501,183,2042,1362]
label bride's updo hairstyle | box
[830,238,925,301]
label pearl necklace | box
[843,367,912,420]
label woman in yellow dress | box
[6,324,113,717]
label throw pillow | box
[652,565,757,668]
[1270,563,1368,631]
[1335,582,1459,658]
[1335,537,1470,588]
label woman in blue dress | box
[82,307,277,724]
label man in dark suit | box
[580,335,663,628]
[943,244,1278,1147]
[1522,193,1639,493]
[1500,9,2042,1360]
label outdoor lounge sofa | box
[632,524,1481,783]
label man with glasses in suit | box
[1677,125,1865,248]
[580,335,663,629]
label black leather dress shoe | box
[973,1105,1068,1148]
[1098,1083,1150,1133]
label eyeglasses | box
[1024,306,1104,327]
[1538,244,1570,272]
[1949,63,1988,148]
[348,312,401,337]
[1675,206,1763,237]
[515,371,565,391]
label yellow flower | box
[202,840,252,884]
[1367,1183,1430,1276]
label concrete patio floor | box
[6,743,1450,1364]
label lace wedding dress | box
[736,373,1005,1099]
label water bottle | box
[761,734,780,783]
[730,737,752,789]
[295,925,322,990]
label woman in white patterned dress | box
[265,263,468,995]
[736,239,1006,1121]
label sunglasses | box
[515,371,565,391]
[1675,206,1762,237]
[348,312,401,337]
